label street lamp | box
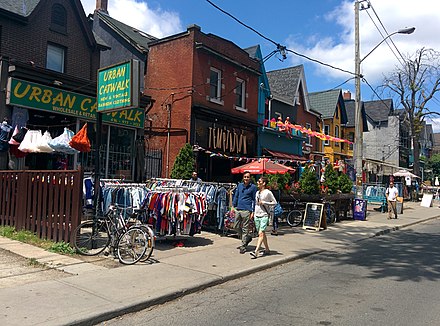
[354,0,415,198]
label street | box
[102,218,440,326]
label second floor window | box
[305,123,312,145]
[209,67,222,103]
[335,125,339,147]
[46,44,65,73]
[235,78,246,111]
[324,124,330,146]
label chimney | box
[343,91,352,100]
[96,0,108,13]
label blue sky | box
[81,0,440,130]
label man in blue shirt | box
[232,171,257,254]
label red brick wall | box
[145,26,261,177]
[0,0,99,80]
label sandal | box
[250,252,258,259]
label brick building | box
[145,25,261,181]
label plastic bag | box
[36,130,54,153]
[69,123,91,152]
[48,128,79,154]
[18,130,42,153]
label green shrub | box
[338,173,354,193]
[299,167,320,194]
[323,164,339,194]
[170,143,196,179]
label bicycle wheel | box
[73,220,110,256]
[287,210,303,227]
[138,224,155,262]
[117,226,148,265]
[325,206,337,225]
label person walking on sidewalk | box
[232,171,257,254]
[250,176,277,259]
[386,180,399,219]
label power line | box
[364,4,405,67]
[205,0,356,77]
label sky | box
[81,0,440,131]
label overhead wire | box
[205,0,357,77]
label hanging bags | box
[69,123,91,152]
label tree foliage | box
[426,153,440,180]
[298,167,320,195]
[323,164,339,194]
[170,143,196,179]
[380,48,440,176]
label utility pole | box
[354,0,363,198]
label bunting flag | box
[193,145,315,165]
[267,119,353,144]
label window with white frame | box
[305,123,312,145]
[46,44,65,73]
[324,124,330,146]
[209,67,222,103]
[235,78,246,111]
[335,125,339,147]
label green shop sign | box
[97,60,139,113]
[6,78,144,128]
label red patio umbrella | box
[231,158,295,174]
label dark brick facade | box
[0,0,99,80]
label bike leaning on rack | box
[277,199,305,227]
[72,204,151,265]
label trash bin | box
[396,201,403,214]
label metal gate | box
[145,149,162,179]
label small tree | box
[338,173,354,194]
[323,164,339,194]
[170,143,195,179]
[298,167,319,195]
[265,173,291,193]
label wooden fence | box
[0,170,83,243]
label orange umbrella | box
[231,158,295,174]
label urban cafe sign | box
[6,77,144,128]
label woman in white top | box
[250,176,277,259]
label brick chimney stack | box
[343,91,352,100]
[96,0,108,13]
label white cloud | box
[80,0,182,38]
[286,0,440,85]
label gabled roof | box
[0,0,96,48]
[95,10,158,53]
[344,99,368,131]
[308,89,347,123]
[363,99,393,122]
[267,66,302,102]
[266,65,311,111]
[0,0,39,17]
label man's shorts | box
[254,214,269,233]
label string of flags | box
[265,119,353,144]
[193,145,315,165]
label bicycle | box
[322,200,336,225]
[277,199,305,227]
[73,204,149,265]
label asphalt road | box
[101,218,440,326]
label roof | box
[344,99,368,131]
[364,99,393,122]
[267,66,303,103]
[0,0,39,17]
[95,10,158,53]
[244,45,259,60]
[308,89,346,122]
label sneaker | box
[250,252,258,259]
[239,247,246,254]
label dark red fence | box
[0,170,83,243]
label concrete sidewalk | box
[0,201,439,326]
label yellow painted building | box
[308,89,350,164]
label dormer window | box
[51,4,67,34]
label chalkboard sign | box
[303,203,324,231]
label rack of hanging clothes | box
[142,186,207,237]
[147,178,237,231]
